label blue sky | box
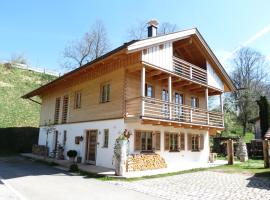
[1,0,270,73]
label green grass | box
[0,64,56,127]
[211,159,270,179]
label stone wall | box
[126,153,167,172]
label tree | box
[10,53,28,65]
[257,96,270,138]
[231,47,269,135]
[63,20,110,69]
[127,20,178,40]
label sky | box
[1,0,270,74]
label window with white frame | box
[100,83,110,103]
[169,133,179,151]
[74,91,82,109]
[103,129,109,148]
[191,96,199,108]
[145,83,154,98]
[141,131,152,151]
[191,134,199,151]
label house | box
[22,20,235,170]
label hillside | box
[0,64,56,128]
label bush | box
[67,150,77,158]
[69,164,79,172]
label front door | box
[85,130,97,165]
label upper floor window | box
[145,83,154,98]
[62,95,69,124]
[100,83,110,103]
[74,91,81,109]
[191,96,199,108]
[54,97,61,124]
[103,129,109,148]
[175,93,184,104]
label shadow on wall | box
[246,171,270,190]
[0,127,39,154]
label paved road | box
[109,171,270,200]
[0,156,161,200]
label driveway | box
[109,171,270,200]
[0,156,161,200]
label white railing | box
[126,97,223,127]
[173,56,207,84]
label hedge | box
[0,127,39,154]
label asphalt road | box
[0,156,161,200]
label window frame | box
[100,82,111,103]
[74,91,82,109]
[191,134,199,152]
[145,83,154,98]
[169,132,179,152]
[140,131,153,152]
[191,96,199,108]
[103,129,109,148]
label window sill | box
[140,150,154,154]
[102,146,108,148]
[169,150,180,152]
[100,100,111,104]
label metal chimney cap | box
[147,19,159,27]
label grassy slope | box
[0,64,56,128]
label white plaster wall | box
[142,42,173,71]
[125,122,210,167]
[38,119,125,169]
[207,61,224,91]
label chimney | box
[147,20,159,37]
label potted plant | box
[67,150,77,163]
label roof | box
[22,40,137,99]
[22,28,236,99]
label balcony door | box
[162,89,169,118]
[175,93,184,121]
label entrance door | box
[85,130,98,165]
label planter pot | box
[69,157,75,162]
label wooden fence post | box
[262,139,269,168]
[227,139,234,165]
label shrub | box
[67,150,77,158]
[69,164,79,172]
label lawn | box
[211,159,270,179]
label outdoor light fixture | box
[79,136,83,141]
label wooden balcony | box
[173,56,207,85]
[126,97,224,128]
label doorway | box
[85,130,98,165]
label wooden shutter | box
[164,132,170,150]
[199,134,204,150]
[62,95,69,123]
[177,134,180,151]
[54,97,61,124]
[134,131,141,151]
[188,134,192,151]
[155,131,161,150]
[180,133,185,150]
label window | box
[180,133,185,150]
[162,89,169,117]
[191,96,199,108]
[175,93,184,120]
[74,91,81,109]
[62,95,69,124]
[169,133,179,151]
[100,83,110,103]
[191,135,199,151]
[145,83,154,98]
[54,97,61,124]
[141,131,152,151]
[103,129,109,148]
[155,132,161,150]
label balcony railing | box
[126,97,223,128]
[173,56,207,84]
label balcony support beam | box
[205,88,209,125]
[220,93,224,126]
[141,66,146,116]
[168,76,172,120]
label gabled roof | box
[128,28,235,91]
[22,28,235,99]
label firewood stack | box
[126,153,167,172]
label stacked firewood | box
[126,153,167,172]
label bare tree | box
[10,53,28,65]
[127,21,178,40]
[63,20,110,69]
[231,47,269,135]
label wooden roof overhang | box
[22,40,137,99]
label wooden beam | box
[147,70,162,77]
[126,63,142,73]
